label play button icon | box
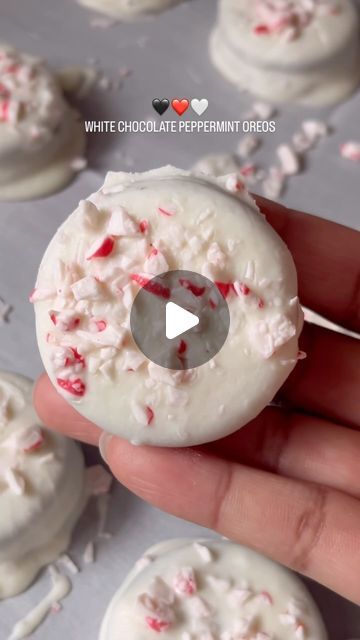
[166,302,199,340]
[130,270,230,371]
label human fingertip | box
[99,431,113,464]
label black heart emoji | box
[152,98,170,116]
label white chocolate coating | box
[77,0,182,20]
[0,371,86,599]
[209,0,360,105]
[33,166,303,447]
[0,44,85,201]
[8,566,71,640]
[99,538,328,640]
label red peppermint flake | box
[177,339,187,356]
[240,164,256,177]
[215,281,232,299]
[93,319,107,332]
[253,23,271,34]
[65,347,86,369]
[260,590,273,605]
[258,298,265,309]
[145,617,170,633]
[130,273,150,287]
[0,83,10,97]
[57,377,86,397]
[179,278,206,297]
[238,282,250,296]
[5,63,19,74]
[139,219,150,234]
[131,274,170,299]
[148,247,159,258]
[49,311,80,331]
[145,281,170,299]
[146,406,154,426]
[23,429,45,453]
[158,207,175,217]
[0,100,9,121]
[86,235,115,260]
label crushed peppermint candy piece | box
[58,554,79,575]
[78,200,101,229]
[249,102,275,120]
[253,0,339,39]
[57,377,86,397]
[225,174,244,193]
[187,596,212,619]
[145,617,171,632]
[29,288,55,303]
[233,617,253,636]
[86,235,115,260]
[262,166,286,199]
[83,541,96,564]
[132,401,155,426]
[70,157,87,172]
[19,426,44,452]
[135,555,154,572]
[237,135,261,158]
[248,314,296,359]
[71,276,102,301]
[144,248,169,276]
[107,206,138,236]
[277,144,301,176]
[207,242,226,269]
[279,613,297,626]
[173,567,197,596]
[139,218,150,234]
[4,468,26,495]
[288,597,307,617]
[193,542,213,563]
[86,464,113,496]
[158,206,176,217]
[295,623,306,639]
[49,310,80,332]
[206,575,231,593]
[340,141,360,162]
[227,587,253,606]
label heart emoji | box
[152,98,170,116]
[191,98,209,116]
[171,98,190,116]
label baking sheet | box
[0,0,359,637]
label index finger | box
[105,437,360,605]
[255,196,360,333]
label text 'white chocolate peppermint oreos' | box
[99,538,328,640]
[0,371,86,599]
[33,166,303,447]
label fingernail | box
[99,431,113,464]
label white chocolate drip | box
[8,566,71,640]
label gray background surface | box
[0,0,359,638]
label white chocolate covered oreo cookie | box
[77,0,182,20]
[0,371,86,599]
[209,0,360,105]
[99,538,328,640]
[0,44,85,201]
[32,166,303,447]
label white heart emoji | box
[191,98,209,116]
